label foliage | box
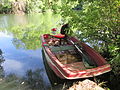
[60,0,120,62]
[0,0,71,14]
[0,1,12,14]
[59,0,120,89]
[26,0,44,13]
[26,0,63,13]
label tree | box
[59,0,120,89]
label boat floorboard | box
[65,62,86,71]
[54,50,82,65]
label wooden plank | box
[50,45,75,52]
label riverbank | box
[68,79,105,90]
[0,0,26,15]
[0,0,56,14]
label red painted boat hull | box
[41,34,111,79]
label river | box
[0,12,63,90]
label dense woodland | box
[0,0,120,90]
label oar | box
[69,39,91,67]
[69,40,84,55]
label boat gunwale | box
[43,47,111,79]
[41,35,111,79]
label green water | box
[0,12,62,90]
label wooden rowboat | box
[41,33,111,79]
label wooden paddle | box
[69,39,95,68]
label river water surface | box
[0,12,63,90]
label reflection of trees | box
[0,13,61,50]
[11,26,42,50]
[8,13,61,50]
[0,68,46,90]
[0,49,5,79]
[0,52,46,90]
[25,69,45,90]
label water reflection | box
[0,32,44,75]
[0,13,61,50]
[0,69,49,90]
[0,12,63,89]
[0,13,61,90]
[3,59,24,76]
[0,32,51,89]
[0,49,5,79]
[25,69,45,90]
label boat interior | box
[43,35,97,70]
